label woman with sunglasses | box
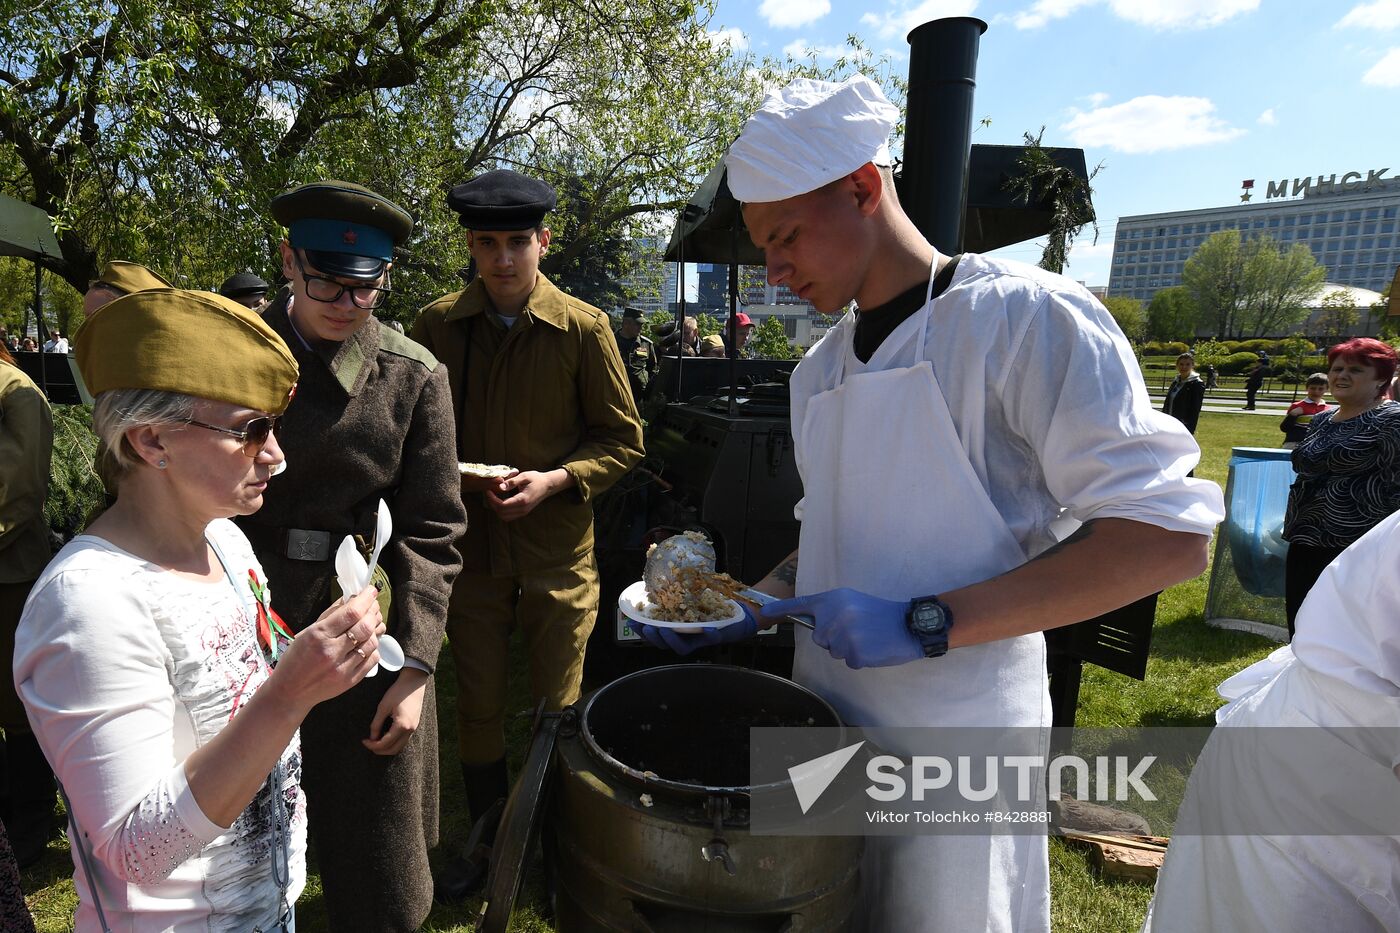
[13,289,384,932]
[237,182,466,931]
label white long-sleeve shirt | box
[14,519,305,933]
[791,253,1225,555]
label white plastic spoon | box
[364,501,404,672]
[334,536,379,677]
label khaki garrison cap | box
[93,260,172,295]
[75,289,299,415]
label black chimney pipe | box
[902,17,987,254]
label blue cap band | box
[288,218,394,261]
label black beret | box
[219,271,270,299]
[447,169,557,231]
[271,180,413,279]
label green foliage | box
[1004,127,1102,274]
[1315,289,1360,345]
[1277,333,1313,378]
[747,315,797,360]
[1143,341,1190,356]
[1145,286,1198,343]
[642,309,673,342]
[0,261,82,338]
[0,0,764,319]
[1188,338,1229,369]
[1218,351,1264,376]
[1100,295,1145,344]
[44,404,105,540]
[693,312,721,339]
[1182,231,1324,339]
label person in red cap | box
[727,310,755,356]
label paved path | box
[1148,395,1299,415]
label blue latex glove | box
[635,603,759,656]
[759,587,922,669]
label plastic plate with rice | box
[617,580,745,632]
[458,462,517,479]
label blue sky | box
[705,0,1400,289]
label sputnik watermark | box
[749,726,1400,837]
[786,740,1154,817]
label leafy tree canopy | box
[1181,230,1324,340]
[0,0,761,323]
[1146,286,1199,343]
[1101,295,1145,344]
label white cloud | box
[1012,0,1095,30]
[783,38,850,61]
[1085,91,1110,107]
[1256,107,1277,125]
[1060,95,1245,154]
[707,27,750,51]
[1362,46,1400,85]
[1009,0,1256,30]
[1337,0,1400,30]
[860,0,980,41]
[1107,0,1258,29]
[759,0,831,29]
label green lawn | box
[21,411,1285,932]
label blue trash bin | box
[1205,447,1294,638]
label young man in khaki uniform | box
[410,169,643,895]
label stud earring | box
[158,459,167,469]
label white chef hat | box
[725,74,899,205]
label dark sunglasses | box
[184,415,281,456]
[293,252,390,309]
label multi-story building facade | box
[1108,167,1400,303]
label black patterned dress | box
[1282,401,1400,631]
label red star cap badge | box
[343,228,358,245]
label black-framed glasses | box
[293,252,390,309]
[183,416,281,457]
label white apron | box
[792,269,1052,933]
[1142,649,1400,933]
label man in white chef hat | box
[639,75,1227,930]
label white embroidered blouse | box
[14,519,306,932]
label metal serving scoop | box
[642,533,814,630]
[642,533,717,594]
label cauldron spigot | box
[701,839,737,875]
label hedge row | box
[1142,338,1319,356]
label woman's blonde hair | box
[92,389,197,478]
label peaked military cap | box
[622,307,645,320]
[219,271,270,300]
[92,260,172,295]
[75,289,299,415]
[446,169,556,231]
[271,180,413,279]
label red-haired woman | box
[1282,337,1400,636]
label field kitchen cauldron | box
[478,664,863,932]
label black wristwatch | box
[906,594,955,659]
